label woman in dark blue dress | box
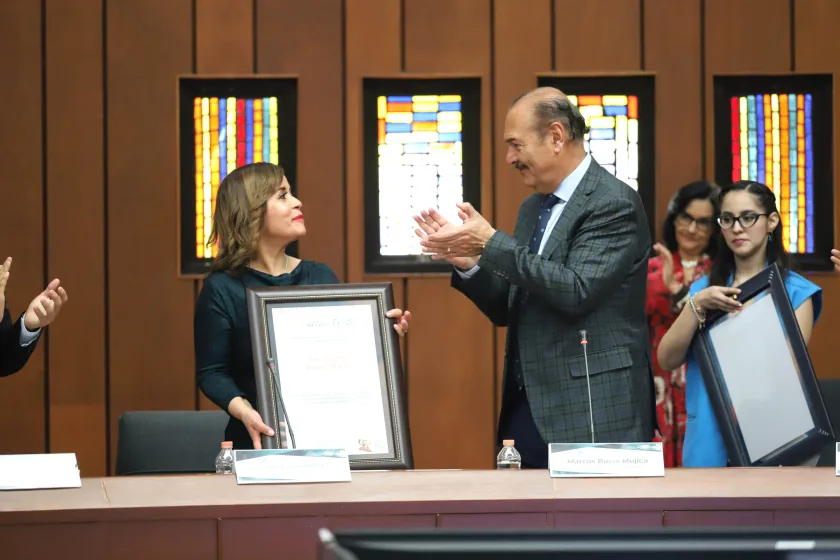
[195,162,411,450]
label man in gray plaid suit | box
[414,87,656,468]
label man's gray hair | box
[512,90,590,142]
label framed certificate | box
[690,263,835,466]
[246,283,413,470]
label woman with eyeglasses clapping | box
[646,181,720,468]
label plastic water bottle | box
[496,439,522,469]
[215,441,235,474]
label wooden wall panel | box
[404,279,495,468]
[106,0,196,472]
[343,0,407,372]
[196,0,253,74]
[404,0,495,469]
[703,0,791,180]
[644,0,703,230]
[793,0,840,378]
[45,0,107,476]
[492,0,552,418]
[345,0,401,285]
[493,1,552,235]
[256,0,345,280]
[554,0,641,72]
[194,0,255,412]
[0,0,45,455]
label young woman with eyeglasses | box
[656,180,822,467]
[646,180,720,467]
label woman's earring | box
[769,232,774,241]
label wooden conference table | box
[2,467,840,559]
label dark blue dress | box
[194,261,339,449]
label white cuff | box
[455,264,481,280]
[19,314,41,346]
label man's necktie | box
[530,194,561,253]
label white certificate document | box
[270,303,392,455]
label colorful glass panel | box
[729,93,813,253]
[194,96,279,258]
[567,94,639,191]
[376,94,464,256]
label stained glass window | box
[713,74,833,271]
[377,94,464,256]
[729,93,812,254]
[537,75,655,242]
[179,78,297,277]
[194,96,279,259]
[363,78,481,274]
[567,94,639,191]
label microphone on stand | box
[579,329,595,444]
[266,356,296,449]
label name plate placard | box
[0,453,81,491]
[549,443,664,478]
[233,449,352,485]
[835,443,839,476]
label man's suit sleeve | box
[0,308,39,377]
[477,194,641,317]
[450,267,511,327]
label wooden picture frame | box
[246,282,413,470]
[690,263,834,466]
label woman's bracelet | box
[689,296,706,329]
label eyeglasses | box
[717,213,769,229]
[675,212,714,232]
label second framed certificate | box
[690,263,834,466]
[246,283,413,470]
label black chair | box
[817,378,840,467]
[115,410,230,475]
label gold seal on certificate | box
[246,283,413,470]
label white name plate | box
[0,453,81,491]
[835,442,839,476]
[234,448,351,485]
[549,442,665,478]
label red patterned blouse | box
[646,253,712,467]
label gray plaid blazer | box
[453,159,656,444]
